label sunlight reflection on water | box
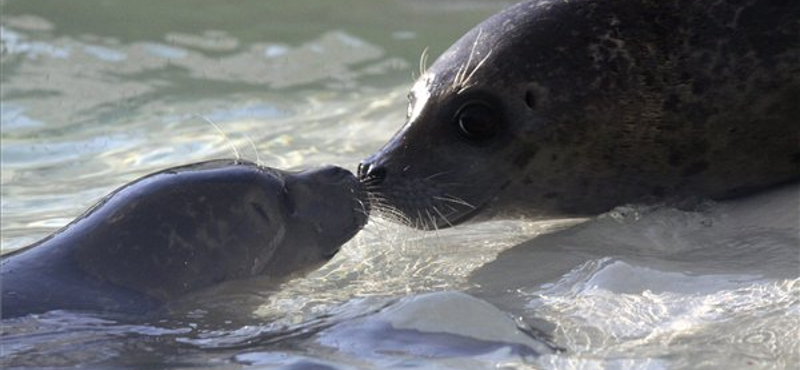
[1,1,798,369]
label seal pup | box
[358,0,800,229]
[1,160,368,318]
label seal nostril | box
[524,89,537,110]
[359,162,387,185]
[357,162,368,179]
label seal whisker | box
[357,214,390,238]
[424,171,452,181]
[419,46,430,77]
[463,28,482,80]
[453,28,484,91]
[367,195,393,211]
[452,64,467,91]
[368,196,413,226]
[374,212,401,226]
[361,192,419,228]
[425,207,447,238]
[195,114,241,161]
[432,205,455,228]
[425,208,440,234]
[429,181,474,188]
[433,195,477,210]
[380,206,412,226]
[443,204,460,215]
[458,48,493,94]
[366,193,396,207]
[353,198,371,219]
[416,209,428,230]
[243,134,263,167]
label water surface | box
[2,1,798,369]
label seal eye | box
[454,101,497,140]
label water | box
[1,1,798,369]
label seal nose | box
[293,165,355,185]
[358,161,386,186]
[314,165,352,181]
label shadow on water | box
[468,184,800,369]
[470,184,800,301]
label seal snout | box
[286,165,370,235]
[301,165,353,183]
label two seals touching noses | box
[1,160,368,318]
[359,0,799,229]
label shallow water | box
[1,1,798,369]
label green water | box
[1,0,510,251]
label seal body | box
[359,0,800,229]
[1,160,368,318]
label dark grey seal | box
[359,0,799,229]
[1,160,368,318]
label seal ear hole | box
[524,90,537,110]
[454,101,498,141]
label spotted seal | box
[358,0,799,229]
[1,160,368,318]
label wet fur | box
[361,0,800,229]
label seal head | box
[1,160,368,318]
[359,0,800,229]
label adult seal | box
[1,160,368,318]
[359,0,799,229]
